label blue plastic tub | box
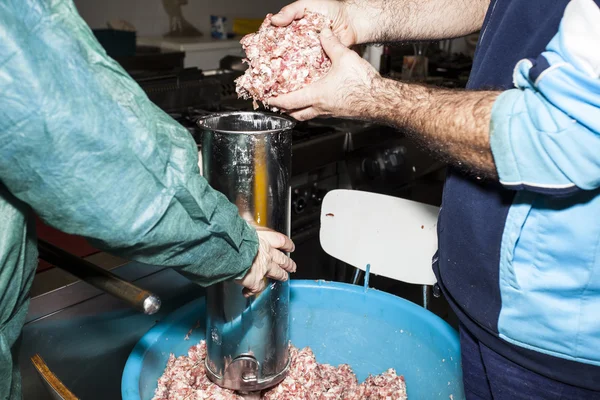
[122,280,465,399]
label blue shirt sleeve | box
[489,0,600,195]
[0,0,258,285]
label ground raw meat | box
[235,11,333,111]
[153,341,408,400]
[153,342,242,400]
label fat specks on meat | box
[262,346,407,400]
[153,342,243,400]
[153,342,408,400]
[235,12,333,112]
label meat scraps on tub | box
[153,341,408,400]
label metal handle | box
[37,240,161,315]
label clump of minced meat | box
[153,341,407,400]
[235,11,333,111]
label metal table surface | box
[19,262,205,400]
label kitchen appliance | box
[20,64,451,399]
[198,112,293,392]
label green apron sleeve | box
[0,185,38,400]
[0,0,258,286]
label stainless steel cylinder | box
[197,111,294,392]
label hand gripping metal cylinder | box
[197,112,294,392]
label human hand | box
[236,225,297,297]
[271,0,359,47]
[268,28,379,121]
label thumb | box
[320,28,346,62]
[271,3,305,26]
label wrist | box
[362,75,402,120]
[343,1,380,44]
[362,76,426,128]
[345,69,383,120]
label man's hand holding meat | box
[269,0,501,179]
[268,28,379,122]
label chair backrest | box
[319,189,439,286]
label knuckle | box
[277,270,288,281]
[270,233,285,248]
[272,264,286,278]
[277,233,287,247]
[280,4,296,16]
[271,250,282,263]
[249,280,263,292]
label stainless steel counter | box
[20,262,204,399]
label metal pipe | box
[198,111,293,392]
[352,268,363,285]
[37,240,161,315]
[422,284,432,310]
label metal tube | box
[422,284,432,310]
[198,112,293,392]
[37,240,161,315]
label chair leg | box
[422,285,432,310]
[352,268,363,285]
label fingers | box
[243,261,290,294]
[271,3,306,26]
[268,89,315,112]
[320,28,347,62]
[259,230,295,252]
[241,277,268,298]
[265,261,289,281]
[240,260,290,298]
[289,107,321,121]
[238,226,297,297]
[270,247,297,272]
[268,29,347,115]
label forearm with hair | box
[355,77,500,178]
[345,0,490,43]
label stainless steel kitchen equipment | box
[198,112,294,392]
[19,66,452,400]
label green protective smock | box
[0,0,260,397]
